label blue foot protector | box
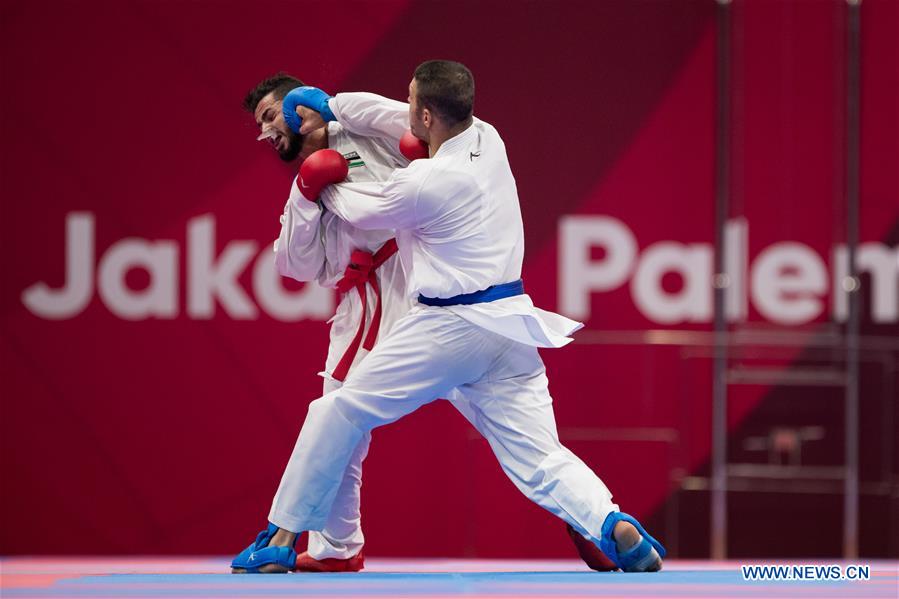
[230,522,297,573]
[599,511,667,572]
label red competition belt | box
[331,238,399,381]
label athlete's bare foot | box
[613,521,662,572]
[231,528,298,574]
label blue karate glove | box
[282,86,336,134]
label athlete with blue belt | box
[232,60,665,574]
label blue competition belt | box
[418,279,524,307]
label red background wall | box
[1,0,896,557]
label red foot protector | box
[566,523,617,572]
[295,550,365,572]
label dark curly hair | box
[243,72,304,112]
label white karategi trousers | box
[306,377,370,559]
[270,302,620,549]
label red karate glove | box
[297,149,349,201]
[399,129,429,161]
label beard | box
[278,128,304,162]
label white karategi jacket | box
[320,93,582,346]
[274,121,413,383]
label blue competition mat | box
[2,558,896,598]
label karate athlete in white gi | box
[244,73,413,572]
[232,61,665,574]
